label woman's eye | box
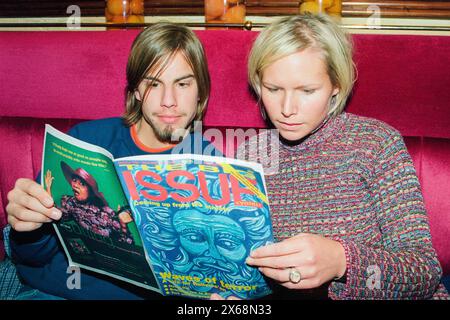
[151,82,160,88]
[265,86,279,93]
[72,178,85,186]
[303,89,316,94]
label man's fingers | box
[8,215,43,232]
[8,188,60,220]
[15,178,54,208]
[210,293,225,300]
[7,203,53,223]
[209,293,240,300]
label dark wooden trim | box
[1,21,449,31]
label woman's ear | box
[332,87,340,97]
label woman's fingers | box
[249,235,307,258]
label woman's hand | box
[246,233,346,289]
[44,169,54,195]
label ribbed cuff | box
[331,237,357,299]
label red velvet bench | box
[0,30,449,287]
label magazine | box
[42,124,274,299]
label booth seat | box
[0,30,449,284]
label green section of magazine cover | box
[43,129,159,292]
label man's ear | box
[134,90,142,102]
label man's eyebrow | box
[174,74,195,82]
[144,76,160,82]
[144,74,195,82]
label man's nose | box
[161,86,177,108]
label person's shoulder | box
[69,117,126,135]
[67,117,128,144]
[344,112,403,142]
[342,113,407,161]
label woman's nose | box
[281,92,298,117]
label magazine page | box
[114,154,274,299]
[42,125,160,293]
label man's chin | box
[154,130,181,143]
[156,127,190,143]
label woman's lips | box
[278,121,303,130]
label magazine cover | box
[42,125,159,292]
[42,125,274,299]
[115,154,274,299]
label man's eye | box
[177,82,190,88]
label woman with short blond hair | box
[239,14,449,300]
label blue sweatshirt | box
[10,117,221,299]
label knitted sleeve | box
[329,131,444,299]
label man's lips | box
[157,115,182,125]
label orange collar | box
[130,124,175,153]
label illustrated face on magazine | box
[173,210,247,266]
[70,176,90,202]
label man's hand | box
[210,293,241,300]
[6,178,62,232]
